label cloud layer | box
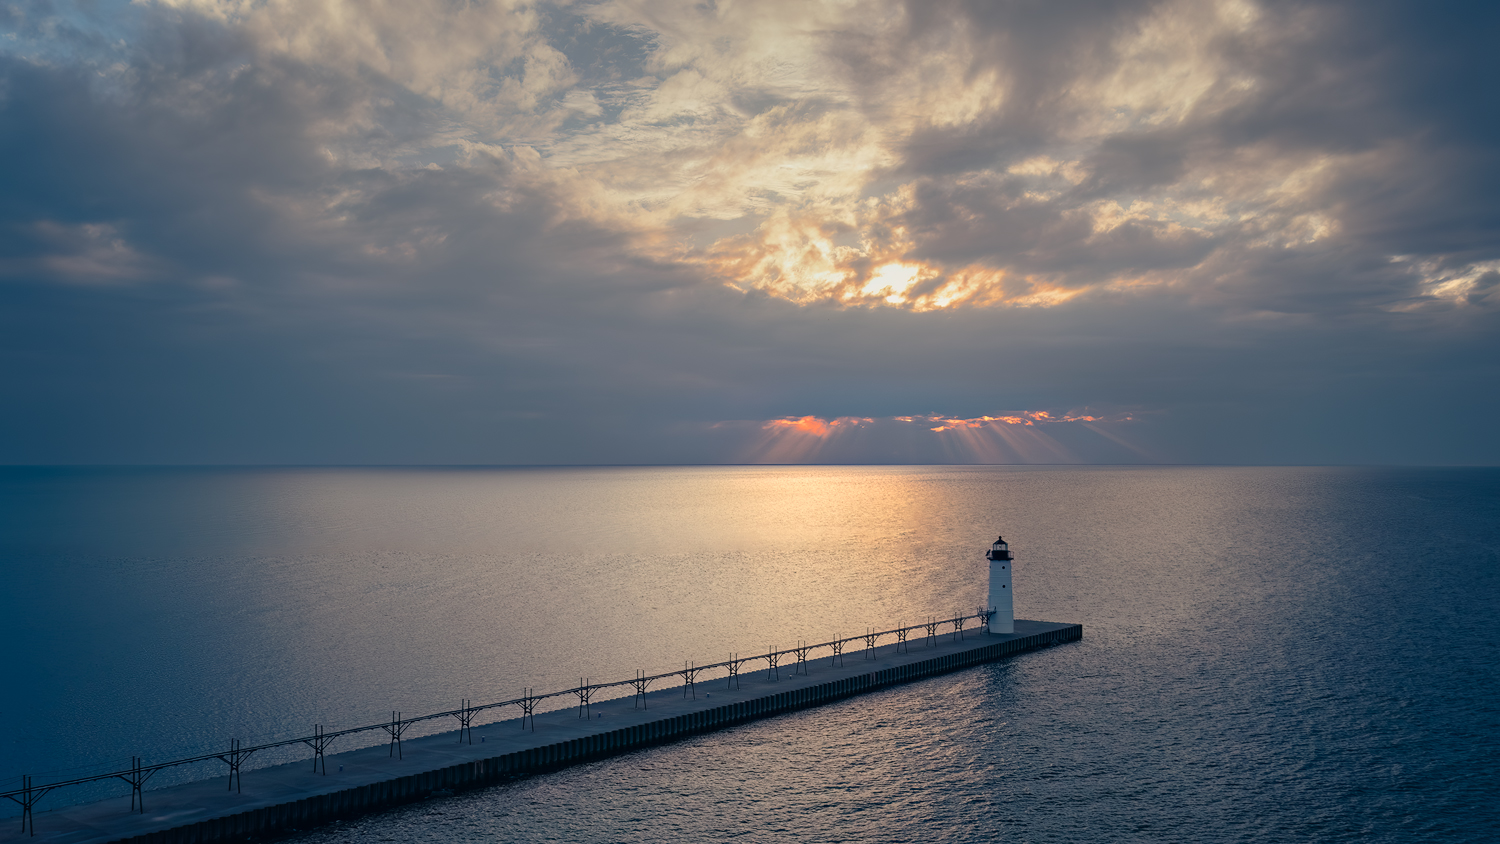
[2,0,1497,464]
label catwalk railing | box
[2,610,994,835]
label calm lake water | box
[1,466,1497,842]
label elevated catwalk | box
[7,620,1080,844]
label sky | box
[1,0,1497,465]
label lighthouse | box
[987,535,1014,634]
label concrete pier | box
[5,620,1080,844]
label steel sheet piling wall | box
[110,625,1079,844]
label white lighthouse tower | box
[986,535,1014,634]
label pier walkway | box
[4,620,1080,844]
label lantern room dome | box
[987,535,1012,561]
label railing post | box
[303,724,337,774]
[118,756,157,811]
[453,700,475,744]
[575,680,596,718]
[632,670,653,708]
[519,690,538,731]
[23,774,33,837]
[215,738,255,793]
[680,663,704,700]
[7,774,51,837]
[381,713,411,759]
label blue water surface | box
[1,466,1496,842]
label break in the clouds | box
[729,412,1144,463]
[1,0,1497,464]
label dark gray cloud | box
[0,0,1496,465]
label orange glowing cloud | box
[739,416,876,463]
[728,410,1145,463]
[760,415,873,437]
